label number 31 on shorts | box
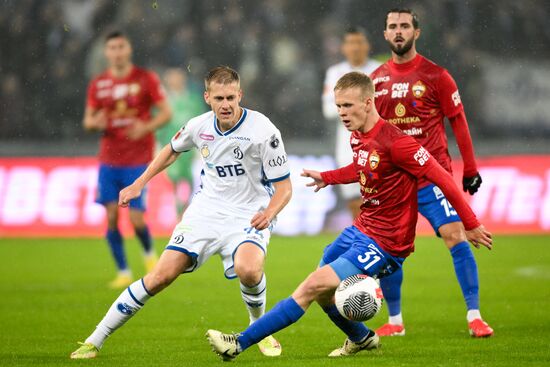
[357,244,383,270]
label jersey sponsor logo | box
[368,150,380,170]
[268,154,287,167]
[113,84,129,99]
[215,164,245,177]
[269,135,280,149]
[97,79,113,88]
[359,171,367,185]
[413,146,430,166]
[229,136,251,141]
[388,116,421,124]
[200,144,210,158]
[395,103,406,117]
[233,146,244,160]
[373,76,390,84]
[452,90,462,106]
[391,82,409,98]
[374,89,388,97]
[362,187,378,194]
[357,150,369,167]
[199,133,214,141]
[129,83,141,95]
[412,81,426,98]
[351,137,360,145]
[403,127,423,136]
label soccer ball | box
[334,274,383,321]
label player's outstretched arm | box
[250,177,292,230]
[301,169,328,192]
[119,144,179,207]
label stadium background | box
[1,2,550,366]
[1,0,549,237]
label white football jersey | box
[171,108,290,216]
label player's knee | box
[301,274,331,300]
[235,263,263,287]
[441,228,467,248]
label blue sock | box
[380,269,403,317]
[237,297,304,351]
[135,226,153,253]
[322,304,370,342]
[451,241,479,310]
[106,229,127,270]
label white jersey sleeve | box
[170,115,202,152]
[260,128,290,182]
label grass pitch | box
[1,234,549,366]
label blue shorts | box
[320,226,405,281]
[418,184,461,236]
[96,164,148,211]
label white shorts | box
[165,204,271,279]
[335,123,361,201]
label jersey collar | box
[388,54,423,73]
[213,108,248,136]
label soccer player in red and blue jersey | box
[370,9,493,337]
[84,31,172,289]
[205,72,492,360]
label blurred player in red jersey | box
[84,31,172,289]
[205,72,492,360]
[370,9,493,337]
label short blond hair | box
[204,66,240,90]
[334,72,374,98]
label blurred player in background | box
[71,66,292,359]
[156,68,206,216]
[370,8,493,337]
[206,72,492,360]
[83,31,172,289]
[322,27,381,219]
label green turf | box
[1,235,549,366]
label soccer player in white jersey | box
[322,27,381,218]
[71,66,292,359]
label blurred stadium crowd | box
[1,0,549,153]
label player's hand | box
[465,224,492,250]
[91,109,108,131]
[251,211,271,230]
[462,172,482,195]
[301,169,328,192]
[126,120,150,141]
[119,183,143,207]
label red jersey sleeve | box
[438,70,463,118]
[390,135,433,178]
[321,163,358,185]
[86,80,99,109]
[391,135,480,230]
[449,110,478,177]
[147,71,166,104]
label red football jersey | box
[86,66,165,166]
[371,54,463,188]
[321,119,478,258]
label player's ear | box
[414,28,421,40]
[238,89,243,102]
[203,91,211,106]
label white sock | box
[240,274,267,324]
[118,269,132,277]
[86,279,152,348]
[467,309,481,322]
[389,313,403,325]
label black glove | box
[462,173,482,195]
